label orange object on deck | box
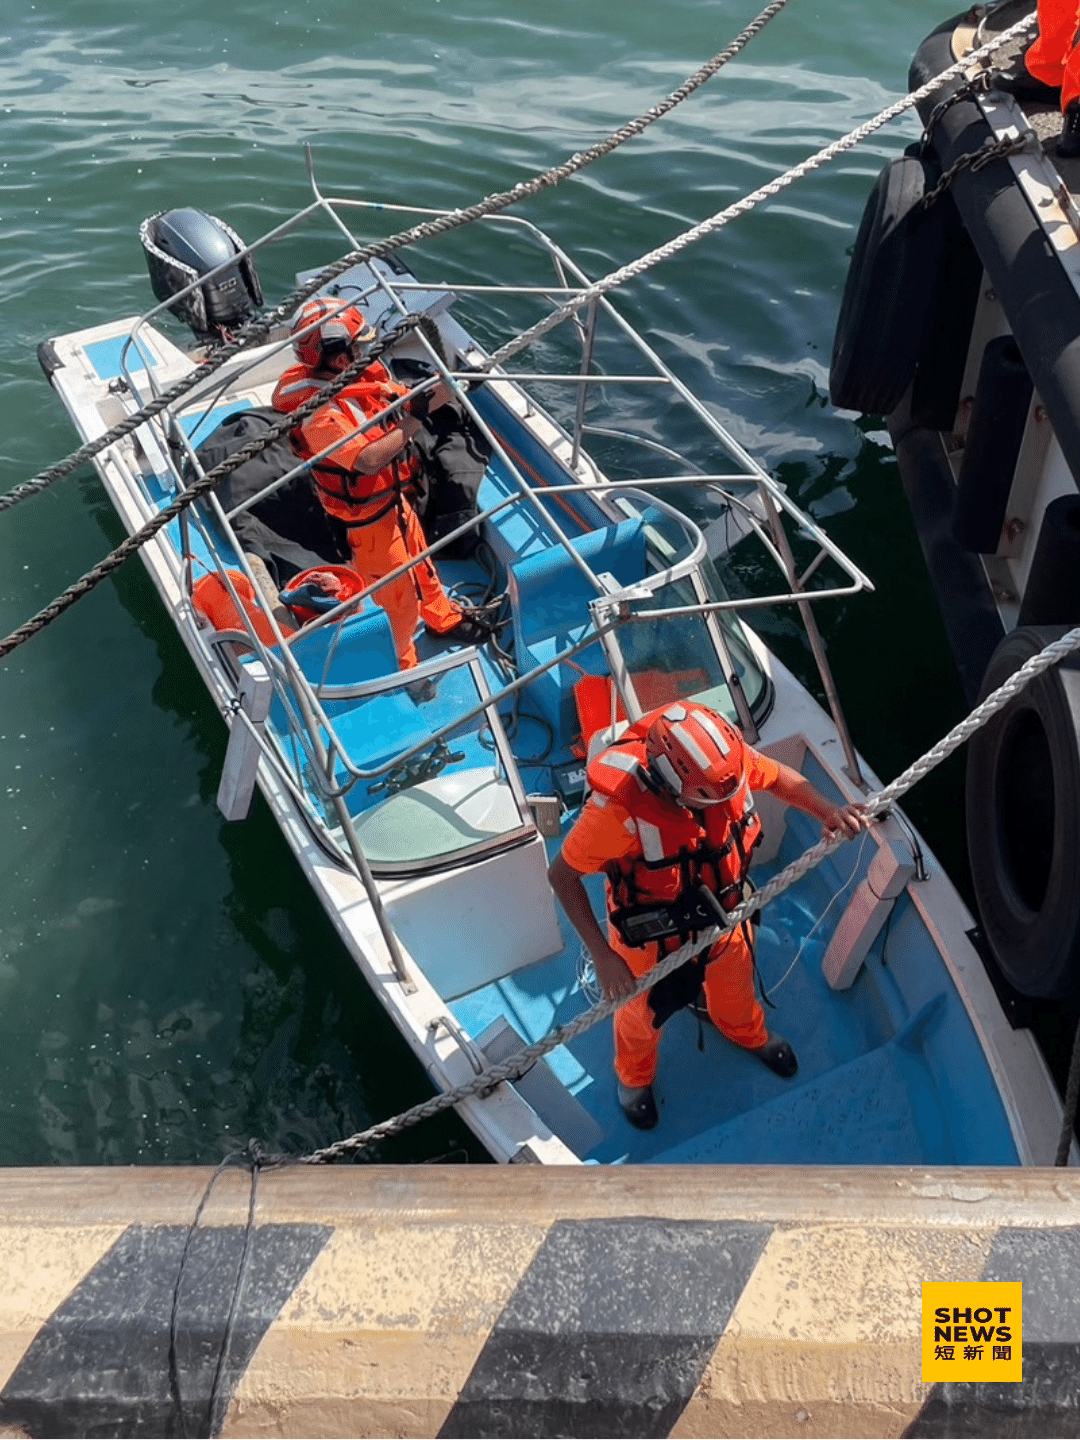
[572,674,627,755]
[571,669,711,756]
[192,571,286,645]
[279,564,368,624]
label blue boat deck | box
[447,809,1021,1166]
[137,381,1023,1169]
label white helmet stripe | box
[663,703,688,722]
[693,710,731,756]
[342,397,368,429]
[670,721,712,771]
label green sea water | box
[0,0,986,1165]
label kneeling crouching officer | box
[548,701,869,1130]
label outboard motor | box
[139,207,263,341]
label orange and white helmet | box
[290,298,376,368]
[644,703,746,807]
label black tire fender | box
[830,151,945,415]
[966,624,1080,999]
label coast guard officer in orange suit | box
[997,0,1080,155]
[273,299,491,669]
[548,701,869,1130]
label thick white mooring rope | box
[485,11,1037,370]
[0,0,795,517]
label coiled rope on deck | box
[283,622,1080,1165]
[0,0,794,518]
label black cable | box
[512,705,556,763]
[168,1150,244,1439]
[888,806,928,882]
[205,1157,261,1437]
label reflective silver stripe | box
[623,816,638,835]
[637,819,665,863]
[663,703,688,722]
[592,794,608,809]
[342,397,367,428]
[278,377,326,398]
[694,710,731,756]
[596,750,640,774]
[671,721,711,771]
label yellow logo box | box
[922,1282,1022,1382]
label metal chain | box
[921,132,1032,210]
[0,319,420,661]
[482,10,1037,372]
[274,622,1080,1166]
[920,72,992,148]
[0,0,793,517]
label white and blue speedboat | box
[37,174,1067,1166]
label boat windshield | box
[266,644,534,872]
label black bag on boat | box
[412,401,491,558]
[393,359,490,558]
[190,407,350,583]
[647,949,712,1030]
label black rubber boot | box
[427,605,500,645]
[992,62,1062,106]
[617,1082,659,1130]
[446,614,492,643]
[753,1034,799,1079]
[1059,102,1080,159]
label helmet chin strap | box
[645,752,682,800]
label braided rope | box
[0,321,420,661]
[292,622,1080,1165]
[0,7,1031,658]
[484,12,1036,370]
[0,0,792,517]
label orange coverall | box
[1026,0,1080,109]
[559,749,780,1088]
[273,364,461,669]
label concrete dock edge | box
[0,1165,1074,1438]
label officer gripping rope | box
[548,701,869,1130]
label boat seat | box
[267,603,421,791]
[508,518,647,741]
